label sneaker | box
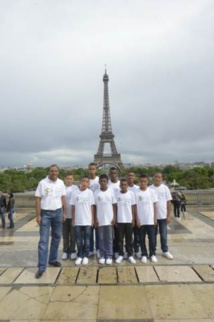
[75,257,82,265]
[96,250,100,258]
[106,258,112,265]
[35,270,44,279]
[70,252,77,260]
[151,255,158,263]
[116,255,123,264]
[48,261,61,267]
[141,256,147,263]
[135,251,141,259]
[89,251,94,257]
[99,258,105,265]
[162,252,173,259]
[128,256,136,264]
[82,257,89,265]
[61,252,68,260]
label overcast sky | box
[0,0,214,168]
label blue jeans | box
[38,208,63,271]
[0,206,6,228]
[98,225,113,259]
[8,208,15,228]
[75,225,92,258]
[139,225,156,257]
[155,219,168,252]
[89,226,99,252]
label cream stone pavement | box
[0,207,214,321]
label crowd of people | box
[35,164,174,279]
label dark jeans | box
[98,225,113,259]
[75,225,92,258]
[0,206,6,228]
[8,208,15,228]
[38,208,63,272]
[155,219,168,253]
[113,225,119,254]
[181,203,186,212]
[133,225,140,253]
[117,223,133,257]
[173,201,181,218]
[89,226,99,252]
[62,218,76,253]
[139,225,156,257]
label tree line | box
[0,165,214,193]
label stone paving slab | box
[14,267,61,284]
[136,266,159,283]
[98,266,117,284]
[56,266,79,284]
[190,284,214,318]
[193,265,214,281]
[0,267,6,276]
[155,266,202,282]
[76,266,97,284]
[0,267,24,284]
[117,266,138,284]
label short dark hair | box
[120,177,128,183]
[99,174,108,181]
[49,164,59,171]
[139,174,148,180]
[65,171,73,177]
[88,162,97,167]
[109,167,117,172]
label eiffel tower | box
[94,70,123,171]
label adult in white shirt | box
[94,174,116,265]
[135,174,157,263]
[127,171,141,258]
[35,164,66,279]
[150,172,173,259]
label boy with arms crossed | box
[135,174,158,263]
[94,174,116,265]
[70,176,95,265]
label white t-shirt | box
[135,188,157,225]
[65,185,78,219]
[116,190,135,223]
[149,184,172,219]
[70,188,95,225]
[94,188,116,226]
[128,185,139,193]
[108,180,120,193]
[35,176,66,210]
[89,176,100,192]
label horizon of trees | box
[0,165,214,193]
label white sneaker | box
[96,250,100,258]
[61,252,68,260]
[141,256,147,263]
[89,251,94,257]
[70,252,77,260]
[116,255,123,264]
[128,256,136,264]
[162,251,173,259]
[82,257,89,265]
[106,258,112,265]
[151,255,158,263]
[135,251,141,259]
[75,257,82,265]
[99,258,105,265]
[124,251,128,259]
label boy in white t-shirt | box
[115,178,136,264]
[135,174,158,263]
[150,172,173,259]
[62,172,78,260]
[70,176,95,265]
[94,174,116,265]
[88,162,100,257]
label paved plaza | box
[0,207,214,321]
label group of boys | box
[35,164,173,279]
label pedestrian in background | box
[7,193,15,229]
